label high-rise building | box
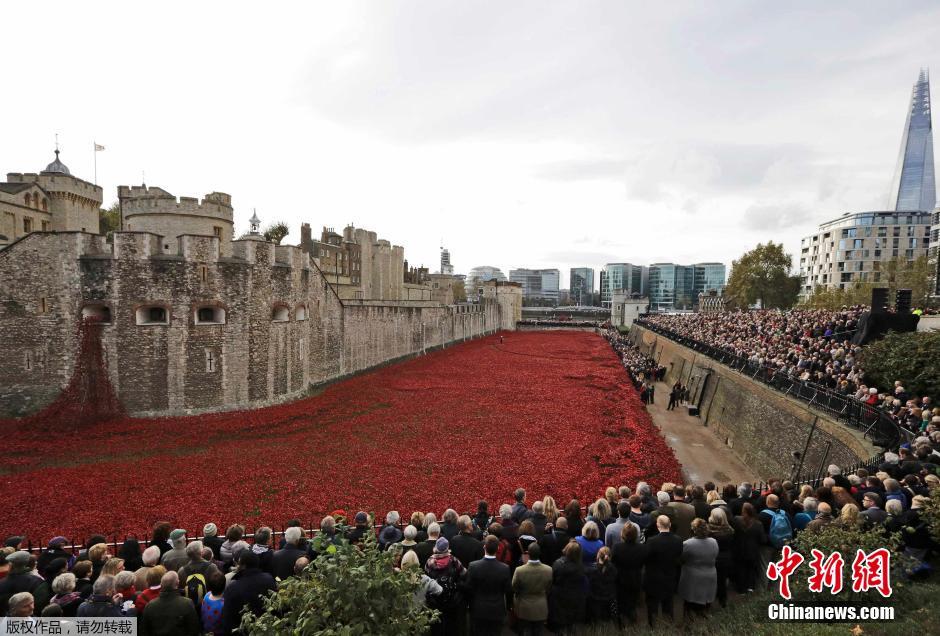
[569,267,594,306]
[799,210,932,295]
[692,262,727,297]
[888,69,935,212]
[600,263,647,307]
[440,247,454,275]
[648,263,695,311]
[509,268,560,304]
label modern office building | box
[799,210,932,295]
[509,268,560,303]
[647,262,726,311]
[888,69,935,213]
[931,206,940,296]
[466,265,506,283]
[569,267,595,306]
[599,263,647,307]
[439,247,454,275]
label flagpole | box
[93,140,97,186]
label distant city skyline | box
[3,2,938,290]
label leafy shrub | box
[859,331,940,400]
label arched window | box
[295,304,307,321]
[272,305,290,322]
[82,304,112,324]
[136,305,169,325]
[195,306,226,325]
[41,199,47,211]
[24,193,31,207]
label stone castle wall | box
[631,325,875,479]
[0,232,518,417]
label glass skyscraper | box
[600,263,647,307]
[888,69,935,212]
[569,267,594,306]
[648,262,726,311]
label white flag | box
[94,143,105,151]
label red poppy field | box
[0,330,681,542]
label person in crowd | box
[0,548,15,582]
[586,499,612,537]
[690,486,710,521]
[472,502,491,537]
[861,493,887,526]
[139,571,200,636]
[587,546,618,624]
[272,527,307,581]
[707,509,734,608]
[611,522,647,625]
[563,500,583,540]
[451,516,484,568]
[379,511,404,550]
[160,530,188,572]
[517,520,539,561]
[539,517,569,567]
[678,518,718,619]
[542,497,559,526]
[150,523,173,558]
[643,515,682,627]
[134,566,167,616]
[1,592,34,627]
[549,540,587,633]
[424,537,465,636]
[399,551,442,608]
[49,573,82,616]
[77,575,122,618]
[178,540,221,610]
[512,488,531,523]
[87,543,110,582]
[794,497,817,531]
[899,495,932,563]
[118,538,144,572]
[667,486,696,540]
[0,551,47,615]
[512,543,552,636]
[37,537,72,574]
[732,503,764,593]
[627,495,652,534]
[101,557,125,578]
[200,571,226,635]
[805,502,834,534]
[222,550,276,635]
[438,509,458,541]
[202,524,224,561]
[36,558,67,610]
[220,525,246,568]
[134,545,162,591]
[72,560,94,599]
[647,492,676,539]
[346,512,371,546]
[249,527,274,574]
[835,503,862,530]
[464,535,511,636]
[423,513,439,542]
[529,501,549,539]
[114,571,137,615]
[576,522,604,568]
[414,523,442,569]
[316,516,341,552]
[392,525,419,559]
[605,501,637,548]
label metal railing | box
[634,319,903,451]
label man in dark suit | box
[414,523,441,568]
[270,527,307,581]
[643,515,682,628]
[538,517,569,566]
[451,516,484,568]
[463,535,511,635]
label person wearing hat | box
[0,551,47,616]
[424,537,466,635]
[161,530,189,573]
[827,465,852,490]
[35,538,70,575]
[346,511,372,546]
[201,524,224,562]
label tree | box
[452,280,466,303]
[239,532,437,635]
[263,222,290,245]
[724,242,800,309]
[800,256,934,310]
[859,330,940,400]
[99,202,121,240]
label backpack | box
[184,571,208,609]
[496,539,514,566]
[762,509,793,548]
[428,561,460,609]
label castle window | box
[272,305,290,322]
[136,305,169,325]
[23,217,33,233]
[41,199,47,211]
[205,349,217,372]
[39,298,48,314]
[295,304,307,321]
[24,351,32,371]
[41,221,50,231]
[213,226,222,238]
[195,306,225,325]
[82,304,112,323]
[24,194,31,207]
[200,265,208,283]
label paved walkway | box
[645,381,755,486]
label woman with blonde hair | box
[588,499,612,534]
[542,496,559,525]
[87,543,110,582]
[798,484,814,503]
[399,550,442,608]
[836,503,861,529]
[101,557,124,578]
[605,487,618,509]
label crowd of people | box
[2,467,937,634]
[642,308,939,437]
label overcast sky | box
[3,1,938,289]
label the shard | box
[888,69,935,211]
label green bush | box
[859,331,940,400]
[240,533,437,635]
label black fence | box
[633,319,903,451]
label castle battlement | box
[119,185,233,220]
[7,172,103,199]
